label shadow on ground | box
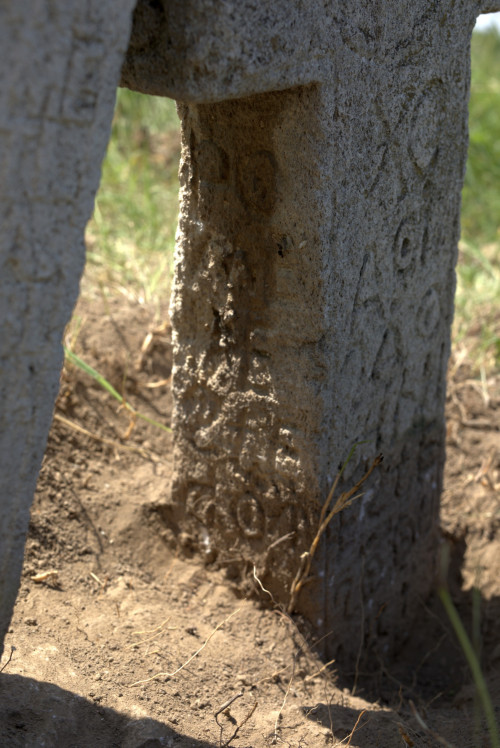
[0,674,216,748]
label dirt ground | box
[1,287,499,747]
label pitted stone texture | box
[121,0,332,100]
[164,1,480,668]
[169,87,330,607]
[121,0,484,103]
[0,0,135,656]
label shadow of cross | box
[0,0,498,680]
[120,0,496,674]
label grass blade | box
[64,347,124,402]
[439,547,500,748]
[63,346,171,434]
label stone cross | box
[0,0,497,669]
[121,0,490,668]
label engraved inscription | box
[239,151,277,213]
[62,41,104,124]
[417,288,440,337]
[337,3,426,61]
[394,214,422,270]
[197,140,229,183]
[275,502,310,538]
[410,84,443,170]
[235,494,265,538]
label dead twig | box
[304,658,336,682]
[219,697,258,747]
[288,453,383,613]
[409,700,455,747]
[346,709,367,747]
[274,656,296,744]
[397,723,415,746]
[127,617,176,649]
[450,390,496,430]
[214,692,243,746]
[253,565,277,605]
[90,571,106,588]
[332,709,369,746]
[0,646,15,673]
[54,413,159,461]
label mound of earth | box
[1,291,499,747]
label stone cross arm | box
[121,0,490,101]
[121,0,331,99]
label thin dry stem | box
[221,699,258,748]
[274,657,296,742]
[0,646,15,674]
[54,413,158,461]
[253,565,277,605]
[304,658,336,682]
[132,617,172,637]
[90,571,105,587]
[346,709,367,747]
[409,700,455,747]
[130,608,240,686]
[127,617,176,649]
[288,454,383,612]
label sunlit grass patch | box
[456,29,500,372]
[85,89,181,304]
[454,240,500,371]
[462,30,500,246]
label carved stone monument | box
[121,0,488,667]
[1,0,498,667]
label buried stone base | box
[115,0,479,673]
[157,69,465,668]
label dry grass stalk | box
[345,709,367,747]
[215,692,258,747]
[54,413,158,461]
[288,453,383,613]
[409,700,455,747]
[304,657,336,682]
[127,617,176,649]
[130,608,240,686]
[89,571,105,587]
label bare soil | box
[1,289,499,747]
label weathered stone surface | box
[121,0,486,103]
[0,0,135,656]
[0,0,494,670]
[121,0,329,100]
[125,1,482,667]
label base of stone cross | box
[119,0,474,673]
[154,78,458,671]
[158,439,443,673]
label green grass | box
[85,89,181,304]
[438,545,500,748]
[455,29,500,370]
[462,31,500,245]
